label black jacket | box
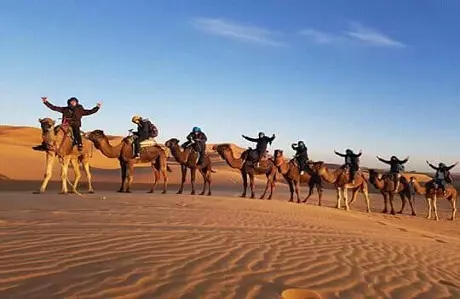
[44,100,99,127]
[292,143,308,159]
[378,157,408,173]
[242,135,275,153]
[187,131,207,144]
[335,151,361,166]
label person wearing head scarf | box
[242,132,276,167]
[377,155,409,191]
[334,149,362,183]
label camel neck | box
[220,148,243,169]
[170,145,187,163]
[98,138,123,158]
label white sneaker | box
[300,171,305,175]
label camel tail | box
[167,165,173,172]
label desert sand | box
[1,126,459,298]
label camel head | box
[85,130,107,149]
[368,169,380,181]
[165,138,180,149]
[38,118,55,132]
[213,143,232,154]
[273,149,285,167]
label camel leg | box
[117,159,127,192]
[37,154,55,193]
[408,195,416,216]
[381,193,389,214]
[397,193,406,214]
[161,162,168,194]
[177,165,187,194]
[82,159,94,193]
[362,187,371,213]
[426,197,432,219]
[287,180,294,202]
[343,188,350,211]
[259,173,271,200]
[450,197,457,221]
[349,188,359,205]
[267,175,275,200]
[148,163,159,194]
[302,184,314,203]
[60,157,71,194]
[433,196,439,221]
[190,168,196,195]
[317,185,323,206]
[240,171,248,198]
[249,173,256,199]
[206,170,212,196]
[125,162,134,193]
[70,158,81,194]
[336,188,342,209]
[199,169,207,195]
[294,180,301,203]
[389,193,396,215]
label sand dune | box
[1,125,460,298]
[0,190,459,298]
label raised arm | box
[242,135,258,142]
[400,157,409,164]
[377,156,391,164]
[446,162,458,171]
[291,143,298,151]
[334,151,346,157]
[268,134,276,143]
[426,161,438,171]
[353,151,362,158]
[43,100,65,113]
[82,106,100,116]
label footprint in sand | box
[281,289,322,299]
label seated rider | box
[242,132,276,167]
[377,155,409,191]
[33,96,101,151]
[291,141,309,175]
[334,149,362,184]
[182,127,207,166]
[426,161,458,195]
[131,116,158,158]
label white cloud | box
[300,22,406,48]
[299,29,343,44]
[345,23,406,48]
[191,18,286,47]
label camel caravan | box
[33,97,458,221]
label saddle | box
[56,125,81,147]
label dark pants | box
[70,123,82,147]
[296,154,308,172]
[255,149,266,163]
[435,179,446,192]
[194,141,206,165]
[347,163,359,182]
[134,133,149,156]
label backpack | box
[148,122,158,138]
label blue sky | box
[1,0,459,171]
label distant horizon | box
[1,1,460,172]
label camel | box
[411,177,457,221]
[368,169,416,216]
[35,118,94,194]
[311,162,371,212]
[85,130,170,193]
[273,150,323,204]
[165,138,214,196]
[212,144,277,199]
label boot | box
[32,142,48,151]
[77,144,83,152]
